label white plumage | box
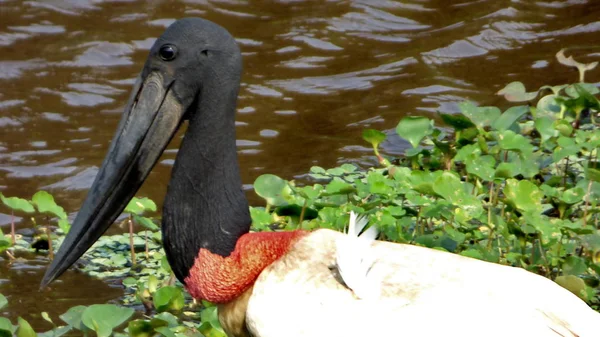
[243,218,600,337]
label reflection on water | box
[1,0,599,327]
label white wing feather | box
[335,211,381,300]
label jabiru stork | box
[41,18,600,337]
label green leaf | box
[133,215,159,231]
[496,130,533,153]
[362,129,386,148]
[17,317,36,337]
[466,155,496,181]
[59,306,87,330]
[492,106,528,131]
[253,174,290,206]
[396,117,433,148]
[81,305,134,337]
[125,197,157,215]
[31,191,67,219]
[536,94,562,116]
[459,102,501,128]
[57,219,71,234]
[128,320,154,337]
[585,161,600,183]
[440,113,475,131]
[0,193,34,213]
[534,116,558,142]
[153,286,185,313]
[154,327,176,337]
[497,82,538,102]
[324,179,355,195]
[504,179,543,213]
[556,49,598,82]
[563,256,588,276]
[0,294,6,310]
[0,317,15,337]
[560,187,585,204]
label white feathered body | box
[241,228,600,337]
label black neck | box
[162,75,251,283]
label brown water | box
[1,0,599,328]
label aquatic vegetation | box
[1,50,599,335]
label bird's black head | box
[41,18,249,288]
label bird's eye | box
[159,44,177,61]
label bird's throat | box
[185,230,308,303]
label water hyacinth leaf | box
[0,317,15,337]
[566,83,600,100]
[553,120,573,137]
[128,320,154,337]
[466,155,496,181]
[362,129,386,148]
[58,219,71,234]
[492,106,528,131]
[459,101,501,128]
[537,94,562,116]
[585,162,600,182]
[154,326,177,337]
[249,207,272,230]
[199,306,224,335]
[534,116,558,142]
[0,294,6,310]
[133,215,159,231]
[153,286,185,313]
[496,130,533,153]
[125,197,157,215]
[440,113,475,131]
[59,306,87,330]
[396,116,433,148]
[560,187,585,204]
[81,304,134,337]
[460,249,484,260]
[497,81,538,102]
[0,194,34,213]
[17,318,36,337]
[367,171,393,195]
[563,256,588,276]
[553,136,579,162]
[324,179,355,195]
[556,49,598,82]
[297,185,323,201]
[253,174,290,206]
[31,191,67,219]
[504,179,543,213]
[432,172,482,218]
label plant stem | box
[562,158,570,188]
[5,250,15,261]
[46,226,53,260]
[298,199,307,228]
[129,215,136,266]
[10,211,15,245]
[583,179,593,226]
[145,230,149,259]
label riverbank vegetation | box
[1,50,599,336]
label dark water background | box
[1,0,599,329]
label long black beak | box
[41,71,185,288]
